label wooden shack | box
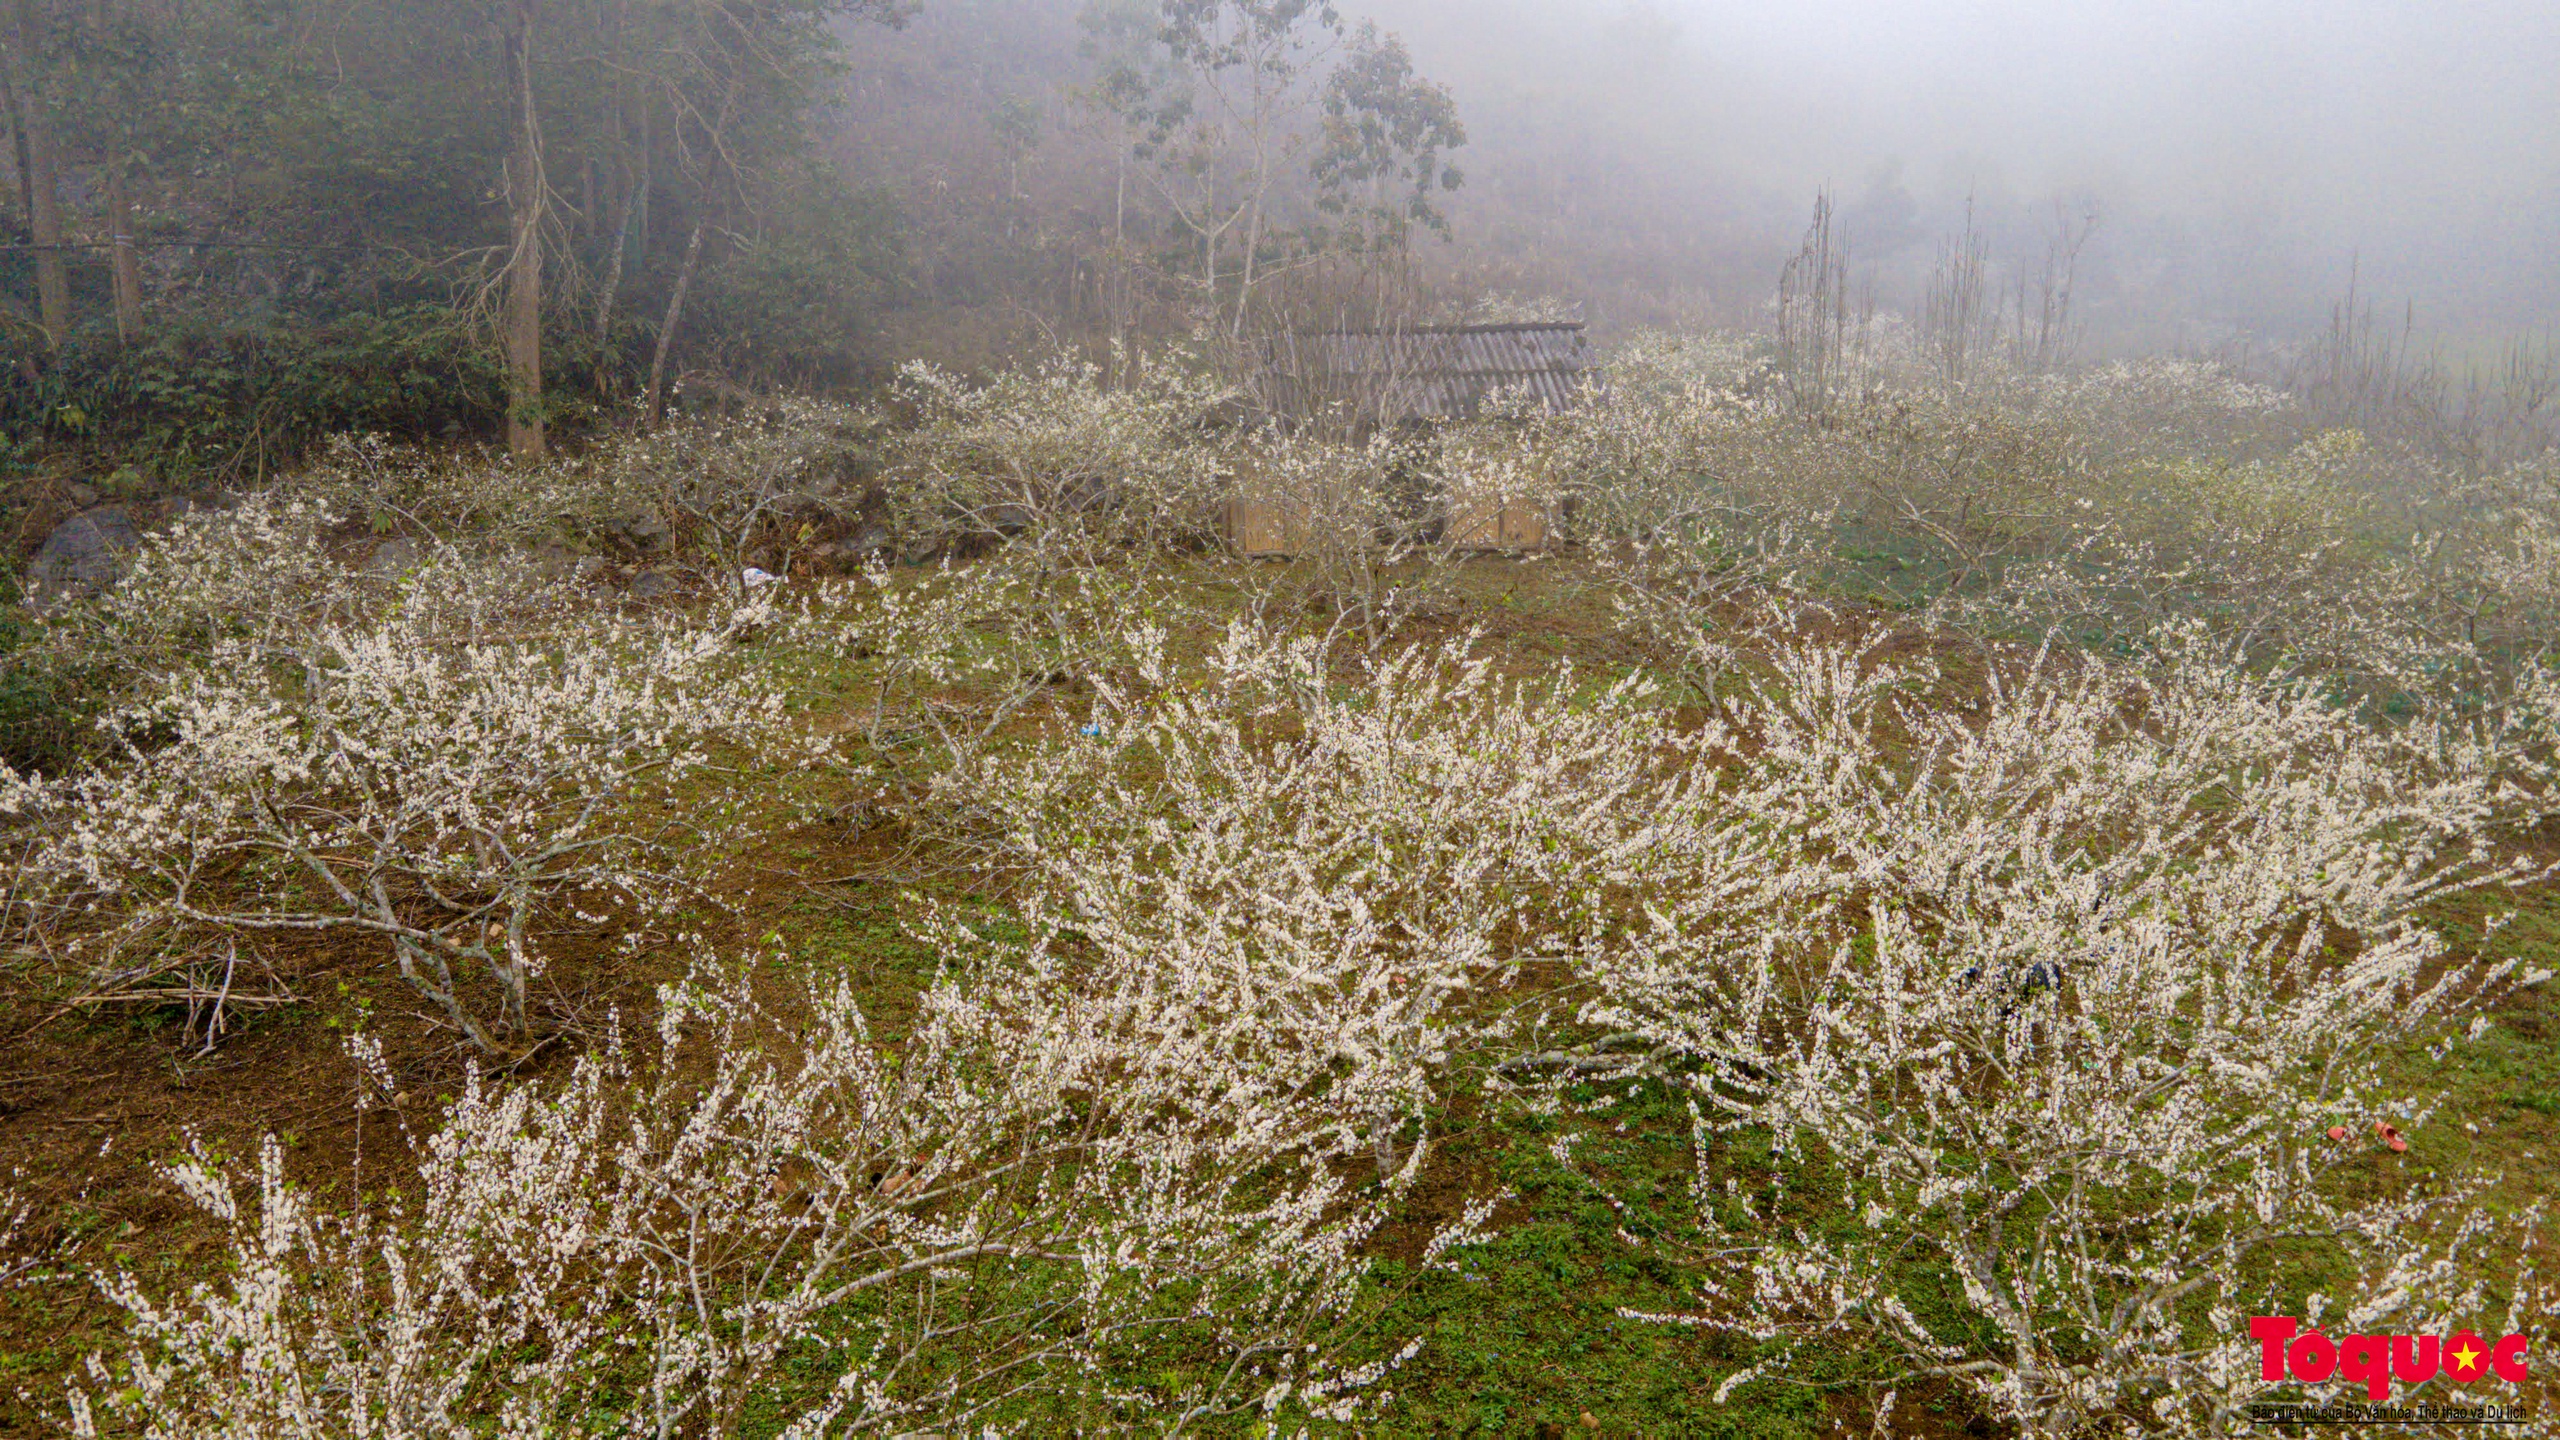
[1257,322,1595,426]
[1231,322,1593,556]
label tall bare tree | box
[106,154,143,340]
[500,0,547,457]
[1074,0,1174,365]
[1776,190,1853,418]
[2,0,66,348]
[2013,200,2097,375]
[1128,0,1344,333]
[1923,197,1991,389]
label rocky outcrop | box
[25,506,142,604]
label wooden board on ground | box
[1228,495,1550,556]
[1226,497,1304,558]
[1446,498,1549,552]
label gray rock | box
[26,506,142,603]
[368,537,423,576]
[806,527,893,575]
[626,568,680,600]
[610,509,671,550]
[531,543,583,582]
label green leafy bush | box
[0,561,98,776]
[695,167,906,389]
[0,308,643,483]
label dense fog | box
[838,0,2560,351]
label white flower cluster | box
[70,949,1432,1435]
[555,396,879,594]
[790,552,1194,776]
[943,619,1693,1174]
[925,607,2558,1433]
[10,562,807,1053]
[1563,622,2555,1436]
[882,349,1236,563]
[37,598,2558,1436]
[2008,358,2296,463]
[1536,339,2560,712]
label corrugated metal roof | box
[1260,323,1594,421]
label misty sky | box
[1693,0,2555,214]
[1363,0,2560,338]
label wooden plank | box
[1501,502,1547,550]
[1227,497,1299,557]
[1447,497,1547,552]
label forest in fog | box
[0,0,2551,464]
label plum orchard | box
[5,336,2558,1436]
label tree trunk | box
[640,75,730,428]
[594,151,646,360]
[0,64,32,245]
[1234,198,1262,340]
[595,82,652,388]
[106,159,143,340]
[632,92,650,259]
[591,75,636,353]
[3,0,66,348]
[645,216,704,427]
[593,173,633,344]
[500,0,546,458]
